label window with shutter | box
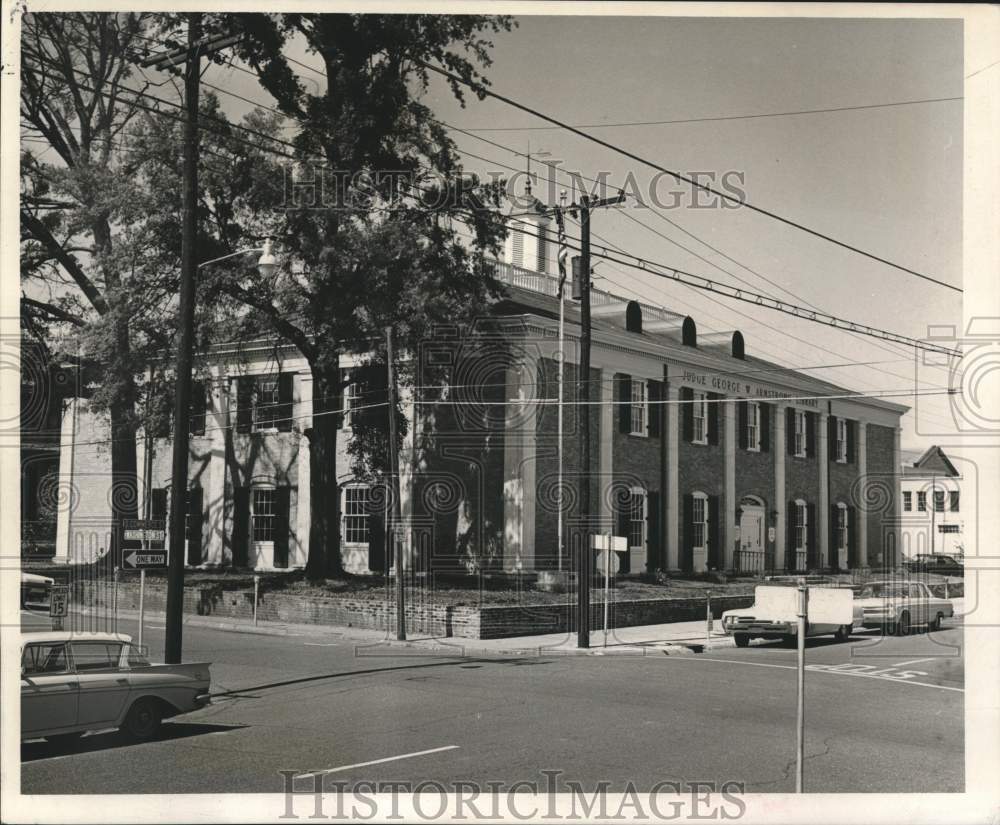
[746,402,761,451]
[190,380,207,436]
[630,379,647,437]
[692,392,708,445]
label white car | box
[855,580,954,634]
[21,631,211,744]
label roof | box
[18,631,132,644]
[901,445,961,477]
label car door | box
[70,641,131,728]
[909,583,929,626]
[21,642,78,736]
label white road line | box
[665,656,964,692]
[894,657,936,667]
[303,643,339,647]
[300,745,460,779]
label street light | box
[198,238,277,277]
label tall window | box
[794,500,808,551]
[933,490,945,512]
[253,377,280,431]
[692,493,708,550]
[917,491,927,512]
[836,418,848,462]
[630,379,647,437]
[903,491,912,512]
[342,379,361,429]
[746,402,761,451]
[252,489,276,542]
[628,488,646,549]
[692,392,708,444]
[836,503,848,551]
[793,411,807,457]
[343,485,371,545]
[949,490,960,512]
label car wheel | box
[44,732,83,746]
[781,633,796,647]
[929,613,943,632]
[896,611,911,636]
[834,624,851,642]
[122,698,162,741]
[734,634,750,648]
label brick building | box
[53,237,906,575]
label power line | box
[455,96,963,131]
[416,59,962,294]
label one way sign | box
[123,550,168,570]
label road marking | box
[303,643,339,647]
[299,745,460,778]
[894,658,936,667]
[665,655,963,692]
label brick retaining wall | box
[71,581,754,640]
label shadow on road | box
[21,722,247,762]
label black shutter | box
[190,380,207,436]
[186,487,203,565]
[648,380,662,438]
[708,393,719,446]
[806,412,816,458]
[616,374,632,434]
[829,504,839,569]
[236,377,254,434]
[232,487,250,568]
[737,401,748,450]
[786,501,796,570]
[847,420,857,464]
[273,487,291,568]
[277,373,294,432]
[151,487,168,521]
[681,387,694,442]
[646,490,660,572]
[708,495,720,570]
[786,408,796,455]
[828,415,838,460]
[806,502,816,568]
[368,492,386,574]
[760,404,771,453]
[848,505,858,568]
[616,493,630,540]
[682,494,694,572]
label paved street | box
[21,616,963,795]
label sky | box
[82,13,969,451]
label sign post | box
[593,534,625,647]
[122,518,167,651]
[796,584,809,793]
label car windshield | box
[859,584,909,599]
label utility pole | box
[385,327,406,641]
[142,18,243,664]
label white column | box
[53,397,78,564]
[520,358,538,570]
[893,426,902,567]
[294,371,312,569]
[502,356,533,571]
[598,370,614,534]
[818,411,830,569]
[774,403,786,570]
[724,399,736,571]
[665,385,680,570]
[858,420,868,568]
[398,380,417,569]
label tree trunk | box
[305,363,344,580]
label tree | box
[184,13,513,579]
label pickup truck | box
[721,585,859,647]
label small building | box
[898,446,965,559]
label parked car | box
[721,585,860,647]
[855,580,954,634]
[20,631,211,744]
[20,572,54,610]
[901,553,964,577]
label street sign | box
[123,550,168,570]
[591,535,627,551]
[595,549,621,576]
[49,587,68,617]
[124,528,166,541]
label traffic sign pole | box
[796,585,809,793]
[603,533,611,647]
[138,569,146,652]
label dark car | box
[902,553,964,577]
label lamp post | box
[163,239,277,664]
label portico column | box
[665,385,680,570]
[818,411,830,570]
[53,397,79,564]
[203,363,228,566]
[598,370,614,534]
[724,399,736,571]
[294,370,312,569]
[892,425,902,568]
[502,355,536,571]
[858,420,868,568]
[774,403,786,570]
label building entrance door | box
[738,503,765,573]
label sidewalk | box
[65,606,731,656]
